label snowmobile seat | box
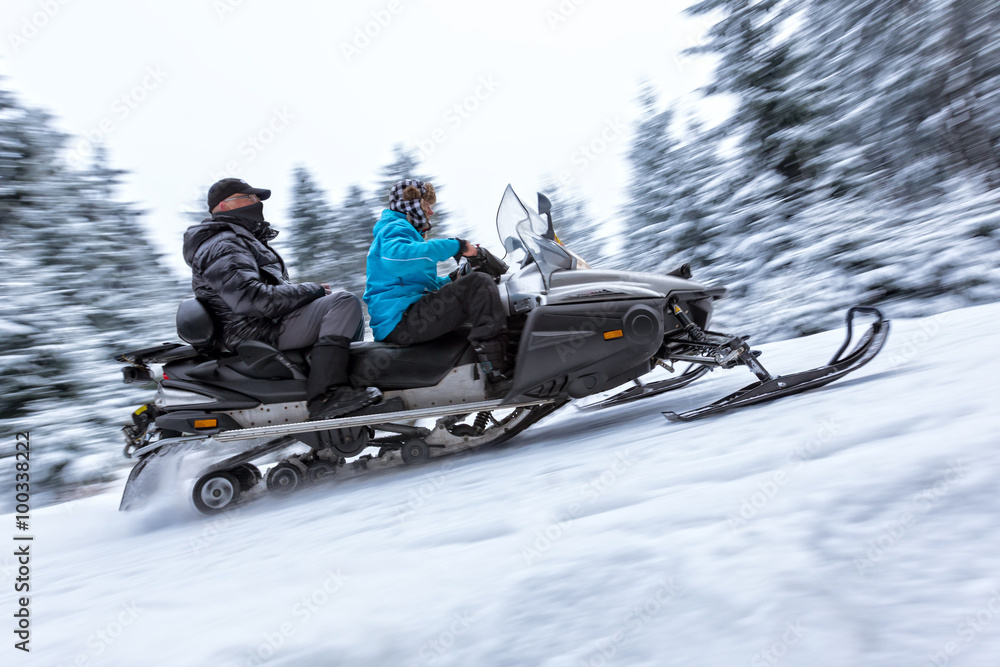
[348,329,476,391]
[176,298,475,387]
[176,298,227,356]
[176,298,308,379]
[236,340,307,380]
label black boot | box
[306,338,381,420]
[472,336,512,383]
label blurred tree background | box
[3,0,1000,502]
[619,0,1000,336]
[286,144,468,297]
[0,83,182,502]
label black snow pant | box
[383,272,506,346]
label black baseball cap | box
[207,178,271,211]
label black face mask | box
[227,201,265,223]
[223,202,277,241]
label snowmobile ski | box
[664,307,889,422]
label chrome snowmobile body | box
[116,185,888,514]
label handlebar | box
[467,246,509,282]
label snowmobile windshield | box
[495,185,575,285]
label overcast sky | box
[2,0,723,276]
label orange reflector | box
[194,419,218,429]
[603,329,624,340]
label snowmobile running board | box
[130,398,555,458]
[578,363,711,412]
[664,307,889,422]
[212,399,554,442]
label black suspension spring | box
[473,411,491,432]
[671,301,709,343]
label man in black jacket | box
[182,178,380,420]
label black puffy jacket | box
[182,214,324,351]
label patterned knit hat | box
[388,179,436,233]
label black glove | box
[452,238,470,263]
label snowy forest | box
[2,0,1000,502]
[618,0,1000,337]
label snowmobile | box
[116,185,889,514]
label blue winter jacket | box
[364,209,461,340]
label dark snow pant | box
[276,291,364,350]
[277,291,365,398]
[383,272,506,346]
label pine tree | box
[793,0,1000,197]
[665,0,1000,338]
[72,147,178,336]
[334,184,377,296]
[286,165,339,284]
[0,82,182,500]
[687,0,820,198]
[622,86,678,272]
[621,89,727,276]
[286,169,374,296]
[0,89,80,426]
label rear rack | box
[115,342,199,365]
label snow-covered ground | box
[4,304,1000,667]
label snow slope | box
[4,304,1000,667]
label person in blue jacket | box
[364,179,510,381]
